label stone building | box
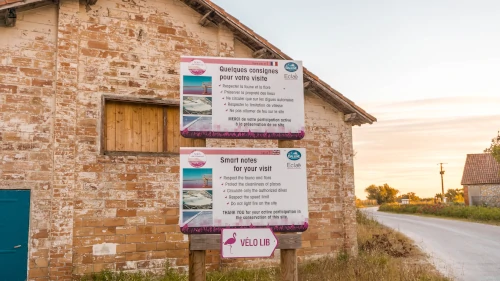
[0,0,376,280]
[461,153,500,207]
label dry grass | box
[78,211,450,281]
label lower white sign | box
[221,228,277,258]
[179,147,309,234]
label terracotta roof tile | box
[461,153,500,185]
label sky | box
[212,0,500,198]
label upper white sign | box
[179,56,305,140]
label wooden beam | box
[199,10,212,26]
[303,81,311,89]
[189,250,206,281]
[252,48,268,58]
[344,113,357,122]
[278,140,294,149]
[4,8,16,27]
[189,233,302,250]
[281,249,298,281]
[102,95,180,106]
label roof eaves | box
[0,0,52,12]
[187,0,377,125]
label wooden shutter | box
[105,101,205,153]
[105,101,163,152]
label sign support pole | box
[189,138,207,281]
[278,139,298,281]
[189,247,206,281]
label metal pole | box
[438,163,447,202]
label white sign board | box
[221,228,277,258]
[179,56,305,140]
[179,148,308,234]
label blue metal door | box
[0,190,31,281]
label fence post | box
[278,139,298,281]
[189,236,206,281]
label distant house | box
[401,198,410,205]
[461,153,500,206]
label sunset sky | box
[212,0,500,197]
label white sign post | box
[221,228,278,258]
[179,56,305,140]
[179,147,308,234]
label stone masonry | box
[465,184,500,207]
[0,0,365,279]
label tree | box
[405,192,420,201]
[434,193,444,203]
[484,131,500,163]
[445,188,464,203]
[365,183,399,204]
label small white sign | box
[221,228,277,258]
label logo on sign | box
[188,151,207,167]
[287,150,301,161]
[188,59,206,75]
[284,62,298,72]
[287,162,302,169]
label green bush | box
[379,203,500,222]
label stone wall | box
[0,0,358,279]
[471,184,500,207]
[0,5,58,280]
[479,184,500,197]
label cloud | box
[353,97,500,198]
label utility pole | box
[438,163,447,202]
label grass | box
[78,211,449,281]
[356,199,378,208]
[379,203,500,223]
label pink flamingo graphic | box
[223,232,237,254]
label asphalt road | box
[361,207,500,281]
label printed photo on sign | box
[183,96,212,115]
[183,168,212,189]
[182,116,212,132]
[183,75,212,95]
[182,211,213,227]
[182,190,213,210]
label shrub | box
[379,203,500,222]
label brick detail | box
[50,0,80,279]
[464,186,469,206]
[0,4,58,281]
